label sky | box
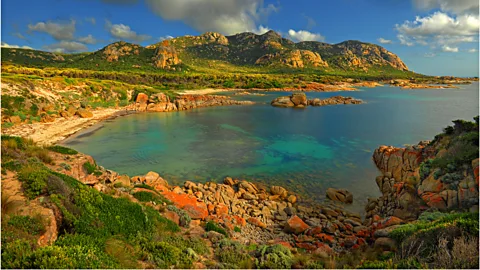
[1,0,479,77]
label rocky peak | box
[261,30,282,40]
[102,41,141,62]
[151,40,181,69]
[255,49,328,68]
[199,32,229,45]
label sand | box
[3,107,130,146]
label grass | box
[47,145,78,155]
[205,220,228,236]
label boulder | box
[75,109,93,118]
[285,215,309,234]
[326,188,353,204]
[374,237,397,251]
[136,93,149,103]
[271,96,294,107]
[270,186,288,198]
[247,217,267,229]
[290,93,308,106]
[115,175,131,187]
[287,195,297,204]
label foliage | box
[133,191,170,205]
[166,205,191,227]
[138,239,193,268]
[47,145,78,155]
[255,244,293,269]
[215,239,253,269]
[205,220,228,236]
[7,215,45,236]
[17,164,49,199]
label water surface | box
[64,83,479,210]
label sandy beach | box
[2,107,131,146]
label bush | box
[83,161,96,174]
[1,239,34,269]
[205,220,227,236]
[17,164,49,199]
[215,239,253,269]
[167,205,191,228]
[47,145,78,155]
[255,244,293,269]
[7,215,45,236]
[159,235,209,256]
[133,191,169,205]
[140,240,192,268]
[60,162,72,171]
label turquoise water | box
[63,83,479,208]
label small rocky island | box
[271,93,363,108]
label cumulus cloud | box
[424,52,436,57]
[395,11,479,47]
[1,42,33,49]
[468,48,477,53]
[254,25,271,34]
[78,34,97,44]
[105,20,151,42]
[288,29,325,42]
[158,35,174,41]
[28,20,76,40]
[144,0,277,35]
[377,37,393,44]
[44,41,88,53]
[442,45,458,52]
[413,0,479,15]
[13,33,27,40]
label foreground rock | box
[271,93,363,108]
[326,188,353,204]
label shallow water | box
[63,83,479,211]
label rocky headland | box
[271,92,363,108]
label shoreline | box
[2,107,134,146]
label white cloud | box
[424,52,436,57]
[105,20,151,42]
[1,42,33,49]
[377,37,393,44]
[28,20,76,40]
[395,11,479,48]
[397,34,414,46]
[413,0,479,15]
[288,29,325,42]
[468,48,478,52]
[44,41,88,53]
[144,0,277,35]
[442,45,458,52]
[253,25,270,34]
[78,34,97,44]
[158,35,174,41]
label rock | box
[75,109,93,118]
[308,96,363,106]
[285,215,309,234]
[247,217,267,229]
[163,210,180,225]
[115,175,131,187]
[152,40,181,69]
[256,49,328,69]
[374,237,397,251]
[223,177,235,186]
[8,115,22,124]
[287,195,297,204]
[326,188,353,204]
[270,186,288,198]
[239,181,258,194]
[242,192,257,200]
[271,96,294,107]
[290,93,308,106]
[184,181,197,190]
[284,206,297,216]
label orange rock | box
[315,233,334,244]
[379,216,405,228]
[136,93,149,103]
[215,203,229,216]
[163,210,180,225]
[161,191,208,220]
[233,215,246,227]
[247,217,267,229]
[285,215,309,234]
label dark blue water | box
[63,83,479,209]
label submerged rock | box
[326,188,353,204]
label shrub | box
[83,161,96,174]
[255,244,293,269]
[59,163,72,171]
[141,241,192,268]
[167,205,191,228]
[205,220,227,236]
[17,164,49,199]
[7,215,45,236]
[215,239,253,269]
[47,145,78,155]
[0,239,34,269]
[159,235,209,256]
[234,226,241,233]
[133,191,170,205]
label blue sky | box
[1,0,479,76]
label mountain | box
[1,30,408,74]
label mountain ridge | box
[1,30,409,74]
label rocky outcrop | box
[326,188,353,204]
[309,96,363,106]
[175,94,254,110]
[102,41,141,62]
[271,93,363,108]
[152,40,181,69]
[367,139,479,223]
[256,50,328,68]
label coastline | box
[2,107,133,146]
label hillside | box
[2,30,409,75]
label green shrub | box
[17,164,49,199]
[7,215,45,236]
[234,226,241,233]
[133,191,169,205]
[60,162,72,171]
[47,145,78,155]
[159,235,209,256]
[255,244,293,269]
[357,260,393,269]
[205,220,227,236]
[167,205,191,227]
[215,239,253,269]
[1,239,34,269]
[141,240,192,268]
